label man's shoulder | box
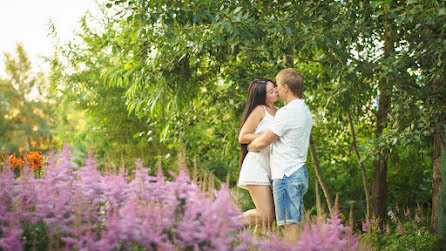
[277,105,288,111]
[293,101,311,112]
[275,106,289,117]
[284,102,304,112]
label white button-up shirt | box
[269,99,312,180]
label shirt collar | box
[288,98,304,105]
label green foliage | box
[21,221,49,250]
[362,205,440,250]
[370,223,439,251]
[387,144,433,206]
[0,44,54,153]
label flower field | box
[0,147,361,250]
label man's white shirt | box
[269,99,312,180]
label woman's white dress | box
[238,106,274,189]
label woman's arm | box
[239,132,263,144]
[239,106,264,144]
[247,130,279,152]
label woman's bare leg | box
[243,185,275,229]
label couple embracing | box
[238,68,312,237]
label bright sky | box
[0,0,98,77]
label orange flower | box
[10,154,24,168]
[26,152,44,170]
[9,152,45,170]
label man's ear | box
[283,84,289,93]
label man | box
[247,68,312,239]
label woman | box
[238,78,279,228]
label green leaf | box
[360,155,368,163]
[233,6,242,14]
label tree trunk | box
[347,111,371,218]
[431,79,445,234]
[371,16,393,223]
[309,136,334,214]
[371,78,391,222]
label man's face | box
[276,82,286,100]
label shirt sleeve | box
[269,108,289,137]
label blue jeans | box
[273,166,308,226]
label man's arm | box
[247,129,279,152]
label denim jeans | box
[273,166,308,226]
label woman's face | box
[265,81,279,105]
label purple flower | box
[295,212,359,250]
[0,216,23,251]
[0,146,364,250]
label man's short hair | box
[276,68,304,98]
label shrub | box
[362,204,440,250]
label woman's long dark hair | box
[239,78,274,170]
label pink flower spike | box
[414,213,420,222]
[397,223,404,236]
[0,146,364,250]
[404,207,410,217]
[386,225,390,235]
[388,210,397,223]
[417,203,421,212]
[396,203,400,213]
[361,220,369,232]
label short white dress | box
[238,106,274,189]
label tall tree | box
[0,44,53,152]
